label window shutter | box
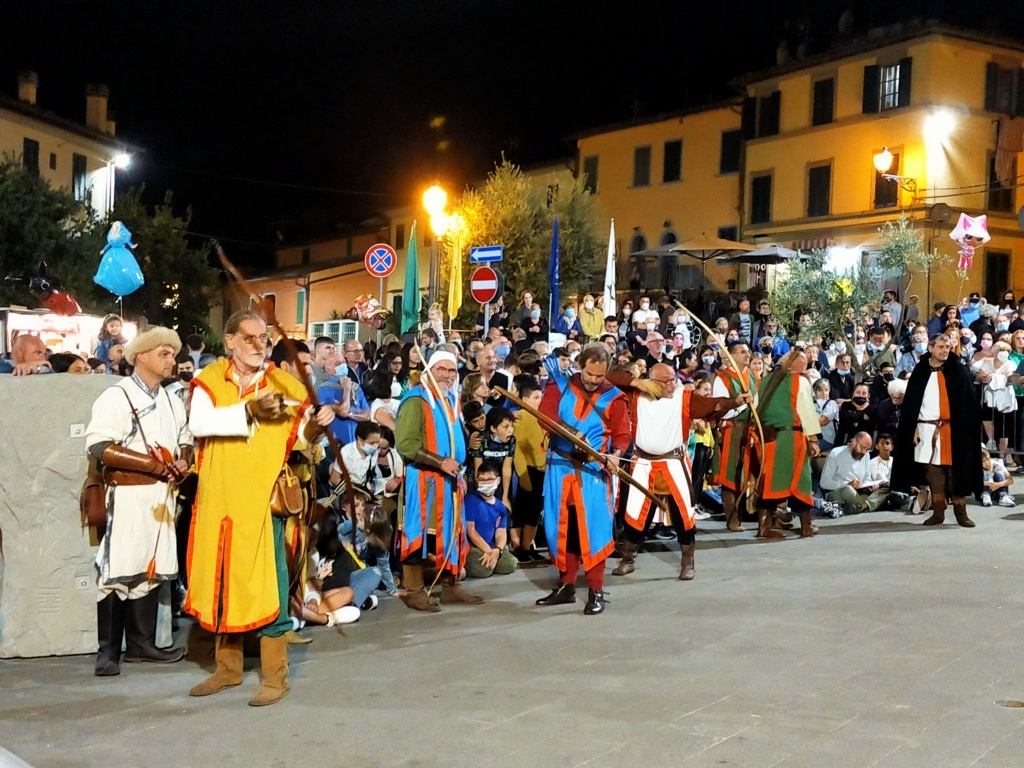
[1016,69,1024,117]
[769,90,781,135]
[985,62,1000,111]
[897,57,913,108]
[862,65,880,113]
[741,97,757,139]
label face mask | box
[622,308,632,317]
[882,372,894,381]
[914,342,927,354]
[710,342,720,350]
[834,342,846,353]
[837,368,850,376]
[391,381,402,398]
[334,363,349,378]
[640,302,650,310]
[854,344,866,355]
[852,396,868,405]
[702,355,716,365]
[477,481,499,497]
[565,309,576,319]
[997,322,1009,331]
[360,442,378,456]
[981,339,993,350]
[997,350,1010,362]
[179,371,193,383]
[530,310,541,320]
[495,344,511,359]
[868,343,882,352]
[673,338,684,348]
[646,323,656,331]
[584,300,594,310]
[970,298,980,305]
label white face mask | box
[997,350,1010,362]
[477,481,499,497]
[640,302,650,310]
[584,300,594,310]
[646,323,656,331]
[622,308,632,317]
[391,381,402,398]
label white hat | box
[426,350,457,369]
[124,326,181,365]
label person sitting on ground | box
[812,378,839,451]
[819,432,887,514]
[836,382,877,444]
[876,378,906,437]
[339,497,398,597]
[867,433,909,510]
[981,448,1016,508]
[464,460,519,579]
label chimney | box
[85,83,115,136]
[17,71,38,105]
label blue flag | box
[548,216,559,324]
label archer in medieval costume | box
[711,341,761,532]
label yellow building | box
[0,73,130,215]
[739,22,1024,306]
[575,103,743,293]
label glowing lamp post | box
[423,184,451,304]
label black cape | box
[890,353,982,497]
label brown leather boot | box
[798,509,819,538]
[756,510,785,540]
[923,499,946,526]
[952,500,975,528]
[724,490,744,532]
[440,572,485,605]
[611,541,638,576]
[189,633,244,696]
[399,564,440,612]
[248,634,289,707]
[678,544,695,580]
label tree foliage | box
[440,159,602,326]
[877,212,952,300]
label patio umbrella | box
[717,244,802,265]
[631,233,756,286]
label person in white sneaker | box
[981,448,1015,507]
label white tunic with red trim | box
[625,388,695,531]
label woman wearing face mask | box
[1000,291,1016,315]
[553,302,582,340]
[519,303,548,344]
[836,383,877,445]
[363,367,402,431]
[512,290,535,326]
[697,344,718,374]
[617,300,634,339]
[973,339,1017,458]
[812,378,839,450]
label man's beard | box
[582,381,600,392]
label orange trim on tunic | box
[936,371,953,465]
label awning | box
[791,237,835,251]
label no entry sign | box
[470,266,499,304]
[364,243,398,278]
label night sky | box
[3,0,1023,266]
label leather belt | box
[762,425,803,442]
[103,469,162,487]
[634,447,686,461]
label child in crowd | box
[373,426,404,517]
[511,379,548,565]
[331,421,381,490]
[471,407,516,510]
[981,448,1016,508]
[340,497,398,596]
[94,314,127,367]
[462,400,487,484]
[464,461,518,578]
[689,376,716,521]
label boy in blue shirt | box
[464,460,518,578]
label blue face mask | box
[495,344,511,359]
[837,368,850,376]
[565,309,576,319]
[334,363,348,378]
[997,322,1009,331]
[360,442,377,456]
[914,342,927,354]
[530,310,541,320]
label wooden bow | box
[215,242,359,557]
[493,384,667,512]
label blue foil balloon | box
[94,221,144,296]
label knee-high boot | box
[923,496,946,526]
[678,544,695,580]
[248,634,289,707]
[723,489,743,532]
[756,509,785,540]
[399,563,441,612]
[798,509,819,538]
[189,633,244,696]
[94,593,126,677]
[952,499,975,528]
[440,571,484,605]
[123,589,185,663]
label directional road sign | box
[469,245,503,263]
[364,243,398,278]
[471,266,499,304]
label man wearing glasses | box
[186,309,335,706]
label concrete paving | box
[2,502,1023,768]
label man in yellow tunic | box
[186,309,334,706]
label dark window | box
[72,153,88,201]
[659,231,677,246]
[301,247,311,265]
[23,138,39,175]
[984,251,1011,304]
[988,155,1016,212]
[633,145,652,187]
[717,226,739,241]
[866,57,912,114]
[48,152,57,170]
[812,79,835,126]
[750,175,772,224]
[582,155,599,193]
[874,151,899,209]
[741,97,757,140]
[720,130,741,174]
[629,233,647,253]
[985,63,1024,116]
[758,91,781,137]
[807,164,831,218]
[395,223,406,249]
[392,295,403,318]
[663,140,682,183]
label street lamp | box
[423,184,448,303]
[873,147,919,199]
[113,152,131,169]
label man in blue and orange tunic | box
[536,344,631,615]
[394,349,481,612]
[752,349,823,539]
[711,341,760,532]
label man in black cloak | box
[891,334,983,527]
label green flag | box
[402,221,420,334]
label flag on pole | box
[548,216,560,325]
[603,218,617,317]
[402,221,420,334]
[447,232,463,323]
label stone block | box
[0,374,120,658]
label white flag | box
[602,218,617,317]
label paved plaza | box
[2,504,1023,768]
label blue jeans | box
[349,567,381,609]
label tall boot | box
[922,498,946,526]
[678,544,695,580]
[189,634,244,696]
[611,541,638,576]
[952,499,975,528]
[123,590,185,663]
[399,564,440,612]
[723,490,743,532]
[440,571,484,605]
[756,510,785,540]
[798,509,819,538]
[94,593,126,677]
[248,634,289,707]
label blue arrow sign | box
[470,245,503,263]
